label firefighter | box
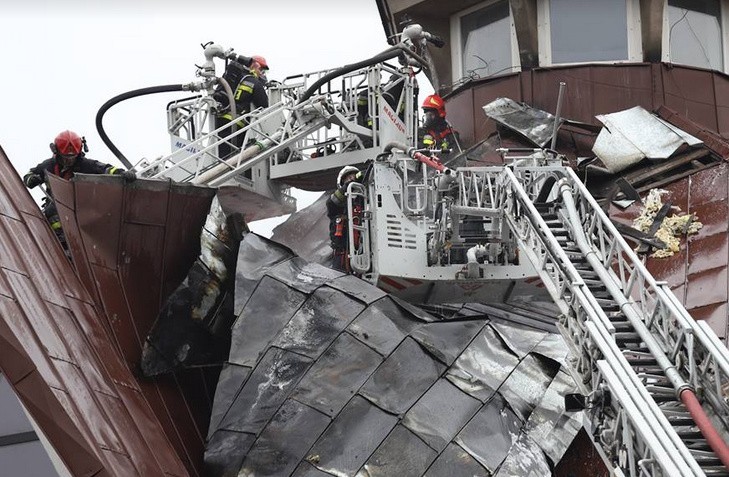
[418,94,461,154]
[214,55,270,159]
[23,130,135,252]
[326,165,363,272]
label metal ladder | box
[454,160,729,476]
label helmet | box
[422,94,446,118]
[251,55,269,71]
[52,130,83,156]
[337,166,359,187]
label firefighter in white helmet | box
[326,166,363,272]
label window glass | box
[460,1,513,78]
[668,0,723,70]
[550,0,629,63]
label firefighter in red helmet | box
[418,94,461,155]
[23,130,135,253]
[214,54,270,159]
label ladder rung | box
[614,332,642,343]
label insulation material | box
[593,106,702,173]
[633,189,703,258]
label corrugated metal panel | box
[47,172,217,476]
[0,146,189,476]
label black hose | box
[298,47,401,103]
[96,84,185,169]
[298,43,432,105]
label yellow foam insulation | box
[632,188,703,258]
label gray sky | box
[0,0,433,233]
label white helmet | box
[336,166,359,187]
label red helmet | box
[53,130,83,156]
[251,55,269,71]
[422,94,446,118]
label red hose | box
[412,151,446,172]
[680,388,729,470]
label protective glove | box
[121,170,137,182]
[25,173,43,188]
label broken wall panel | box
[48,172,217,476]
[0,146,189,475]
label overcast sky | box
[0,0,434,233]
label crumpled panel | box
[204,233,583,476]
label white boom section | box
[135,62,418,200]
[346,149,729,476]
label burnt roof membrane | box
[204,232,583,476]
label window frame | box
[537,0,643,66]
[449,0,521,82]
[661,0,729,72]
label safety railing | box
[347,181,371,275]
[495,165,704,476]
[561,166,729,425]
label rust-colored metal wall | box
[0,146,189,476]
[446,63,729,149]
[48,173,218,476]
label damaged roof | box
[204,233,585,476]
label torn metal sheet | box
[217,348,311,434]
[359,337,445,414]
[266,256,344,294]
[270,192,332,265]
[410,320,486,366]
[347,296,424,355]
[526,369,584,464]
[424,443,489,477]
[306,396,397,476]
[498,354,560,422]
[491,320,549,358]
[359,425,438,477]
[271,286,365,359]
[593,106,703,173]
[141,195,246,376]
[234,233,295,315]
[204,429,255,477]
[207,363,251,439]
[455,393,522,473]
[496,431,552,476]
[238,399,330,477]
[229,276,308,367]
[292,333,382,417]
[446,325,520,402]
[482,97,561,147]
[402,378,481,452]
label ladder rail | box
[498,166,703,476]
[562,167,729,423]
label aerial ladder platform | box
[103,23,729,476]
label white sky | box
[0,0,433,233]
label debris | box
[482,97,561,147]
[593,106,702,174]
[632,189,702,258]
